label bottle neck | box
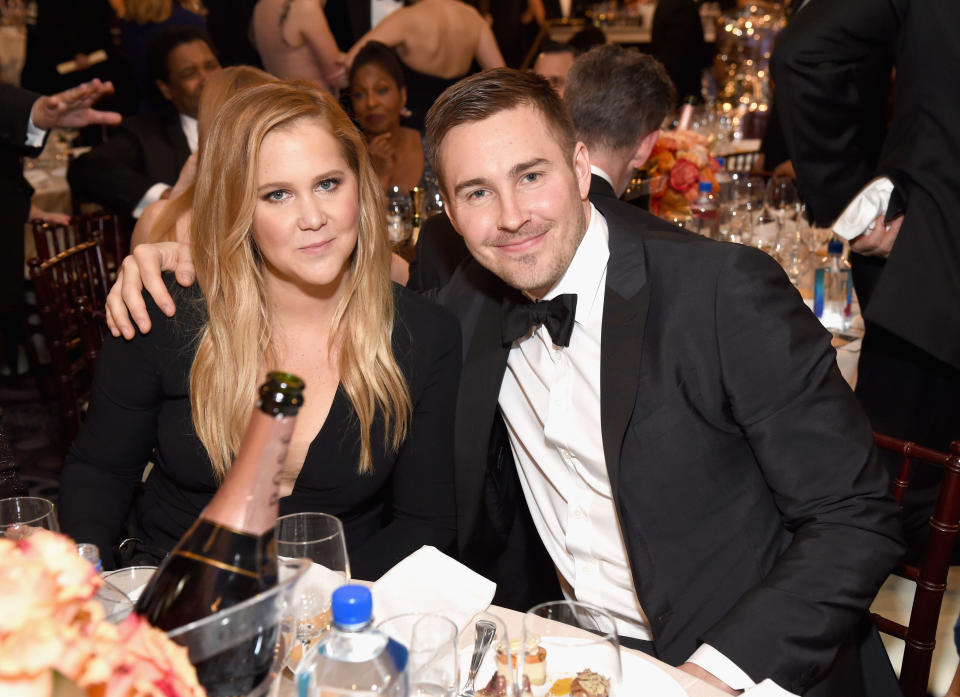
[202,408,296,536]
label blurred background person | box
[324,0,403,52]
[531,40,577,97]
[130,65,275,248]
[68,26,221,221]
[252,0,347,90]
[119,0,206,114]
[0,80,121,384]
[348,41,436,194]
[650,0,708,103]
[345,0,505,131]
[773,0,960,561]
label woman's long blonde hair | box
[189,81,410,480]
[148,66,275,245]
[124,0,172,24]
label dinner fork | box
[459,619,496,697]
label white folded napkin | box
[372,545,496,634]
[831,177,895,240]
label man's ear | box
[155,79,173,103]
[573,141,591,200]
[628,130,660,170]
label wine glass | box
[378,613,460,697]
[765,175,799,231]
[0,496,59,539]
[718,204,753,244]
[521,601,622,696]
[276,512,350,667]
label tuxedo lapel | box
[164,115,191,167]
[594,198,651,494]
[443,262,518,556]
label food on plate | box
[569,669,610,697]
[548,676,574,695]
[495,636,547,685]
[476,672,533,697]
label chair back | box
[872,433,960,697]
[31,211,127,281]
[27,239,110,451]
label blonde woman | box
[131,65,275,248]
[59,82,461,578]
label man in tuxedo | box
[67,27,221,220]
[424,69,903,695]
[772,0,960,559]
[324,0,403,51]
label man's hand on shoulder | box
[678,663,742,695]
[106,242,196,340]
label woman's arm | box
[58,285,173,568]
[348,297,462,580]
[296,0,348,89]
[474,15,506,70]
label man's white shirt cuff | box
[133,183,169,219]
[25,111,47,148]
[688,644,798,696]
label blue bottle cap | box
[827,240,843,254]
[698,181,713,193]
[331,584,372,626]
[716,156,726,167]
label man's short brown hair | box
[425,68,577,188]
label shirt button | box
[574,508,584,520]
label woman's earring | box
[401,105,412,118]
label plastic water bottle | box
[714,158,733,204]
[690,181,719,238]
[814,240,852,332]
[296,585,407,697]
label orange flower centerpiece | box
[641,129,721,221]
[0,528,205,697]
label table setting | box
[0,494,741,697]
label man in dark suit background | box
[67,27,220,221]
[425,68,902,695]
[0,80,120,381]
[772,0,960,558]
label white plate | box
[458,641,688,696]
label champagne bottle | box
[135,371,304,696]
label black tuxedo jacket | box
[325,0,371,51]
[1,85,46,312]
[772,0,960,371]
[436,194,903,694]
[67,111,190,217]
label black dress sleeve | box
[348,288,462,580]
[58,277,189,567]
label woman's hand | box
[367,133,397,183]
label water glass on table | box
[521,601,622,697]
[0,496,59,538]
[378,613,460,697]
[276,511,351,664]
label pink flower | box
[0,529,205,697]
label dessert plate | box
[458,642,689,696]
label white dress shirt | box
[498,204,796,697]
[371,0,403,28]
[133,113,198,219]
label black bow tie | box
[502,294,578,347]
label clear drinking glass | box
[378,613,460,697]
[521,601,622,696]
[0,496,59,538]
[276,512,351,667]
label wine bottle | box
[135,371,304,696]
